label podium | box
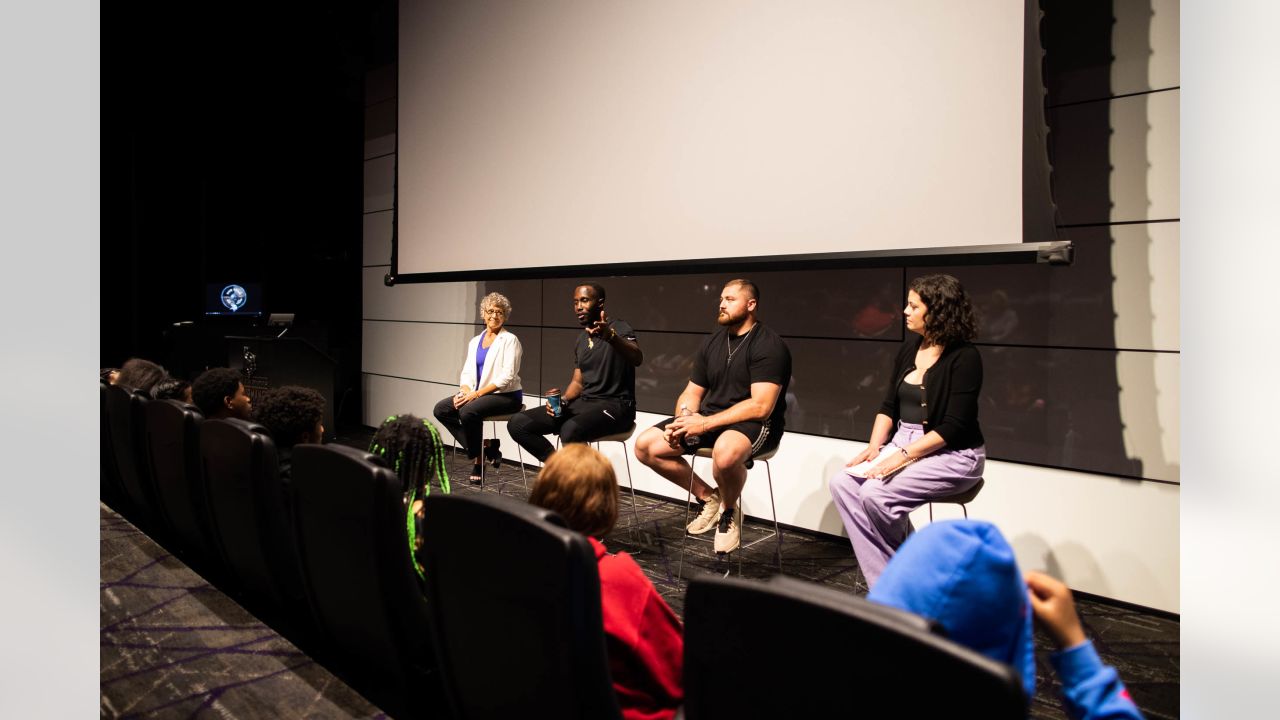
[227,336,339,440]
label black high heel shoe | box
[484,439,503,468]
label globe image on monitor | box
[221,284,248,312]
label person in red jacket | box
[529,444,684,720]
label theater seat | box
[421,492,622,720]
[101,382,128,510]
[105,384,159,527]
[682,575,1026,719]
[145,399,216,561]
[200,418,304,614]
[289,444,444,720]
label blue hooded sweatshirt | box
[868,520,1038,698]
[868,520,1144,720]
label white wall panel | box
[1113,0,1179,94]
[362,373,540,459]
[363,154,395,213]
[364,99,396,159]
[362,211,393,267]
[1110,89,1180,221]
[1116,351,1179,482]
[1112,221,1179,351]
[362,320,479,384]
[363,271,482,323]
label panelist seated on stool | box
[633,279,792,556]
[432,292,524,485]
[509,282,642,462]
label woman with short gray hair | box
[433,292,524,483]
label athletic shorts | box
[651,416,782,457]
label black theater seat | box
[200,418,305,615]
[682,575,1027,719]
[421,492,622,720]
[145,399,216,562]
[289,444,444,720]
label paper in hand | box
[844,445,914,480]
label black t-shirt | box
[574,319,638,404]
[691,322,791,429]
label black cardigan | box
[877,334,985,450]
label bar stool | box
[927,477,985,521]
[677,444,782,580]
[589,423,643,537]
[452,414,529,495]
[552,423,643,537]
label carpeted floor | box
[100,504,385,719]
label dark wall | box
[103,2,391,425]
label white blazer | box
[459,330,523,393]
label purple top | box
[475,341,489,387]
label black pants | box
[507,397,636,463]
[432,391,524,460]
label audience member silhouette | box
[529,444,683,720]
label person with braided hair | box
[369,414,451,585]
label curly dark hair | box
[252,385,325,450]
[151,377,192,402]
[115,358,168,393]
[909,274,978,346]
[191,368,244,418]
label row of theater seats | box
[101,381,1028,719]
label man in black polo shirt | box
[634,279,791,555]
[508,282,642,462]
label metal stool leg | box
[596,439,642,539]
[677,454,697,581]
[481,419,528,495]
[736,459,783,574]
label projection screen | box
[396,0,1042,279]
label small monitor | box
[205,282,264,317]
[268,313,294,327]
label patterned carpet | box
[100,505,384,719]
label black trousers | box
[507,397,636,463]
[432,392,524,460]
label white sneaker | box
[714,504,744,554]
[686,489,722,535]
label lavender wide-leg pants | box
[828,422,985,588]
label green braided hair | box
[369,414,451,498]
[370,414,450,581]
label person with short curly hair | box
[433,291,524,483]
[192,367,253,420]
[529,444,683,720]
[252,385,326,451]
[828,273,986,587]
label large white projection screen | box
[397,0,1030,278]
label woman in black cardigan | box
[828,274,986,588]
